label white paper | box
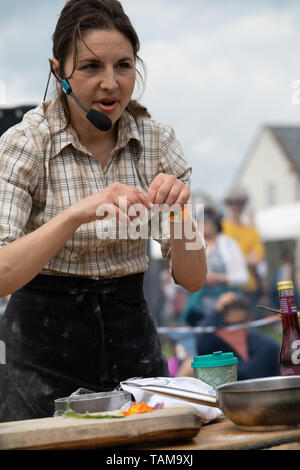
[120,376,223,424]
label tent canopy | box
[255,202,300,241]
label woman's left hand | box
[147,175,206,293]
[147,173,190,208]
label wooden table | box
[2,409,300,451]
[127,416,300,451]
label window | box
[266,182,276,207]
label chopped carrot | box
[119,401,153,416]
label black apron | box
[0,272,169,422]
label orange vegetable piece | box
[119,401,153,416]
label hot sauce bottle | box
[278,281,300,376]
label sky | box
[1,0,300,201]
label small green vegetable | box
[62,401,125,419]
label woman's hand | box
[146,174,206,293]
[147,173,190,208]
[67,182,152,225]
[69,174,190,227]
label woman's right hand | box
[67,182,152,226]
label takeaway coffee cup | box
[191,351,238,389]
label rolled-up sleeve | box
[0,128,39,247]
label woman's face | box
[53,28,136,131]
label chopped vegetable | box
[119,401,162,416]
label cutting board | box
[0,405,202,450]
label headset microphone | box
[49,62,112,132]
[60,79,112,132]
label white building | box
[233,125,300,213]
[232,125,300,294]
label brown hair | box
[52,0,150,119]
[204,206,223,233]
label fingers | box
[96,203,128,224]
[111,183,151,209]
[147,174,190,207]
[147,174,165,204]
[88,176,190,225]
[101,183,151,222]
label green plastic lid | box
[191,351,238,368]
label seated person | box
[196,292,280,380]
[177,292,280,379]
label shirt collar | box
[46,97,142,159]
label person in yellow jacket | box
[222,187,265,312]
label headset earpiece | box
[48,60,72,96]
[61,79,72,95]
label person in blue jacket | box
[195,292,280,380]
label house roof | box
[268,125,300,174]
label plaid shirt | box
[0,97,191,279]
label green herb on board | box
[62,401,125,419]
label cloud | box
[135,6,300,198]
[0,0,66,105]
[192,139,218,157]
[1,0,300,200]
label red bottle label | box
[280,296,297,315]
[279,292,300,376]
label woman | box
[0,0,206,422]
[180,206,248,326]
